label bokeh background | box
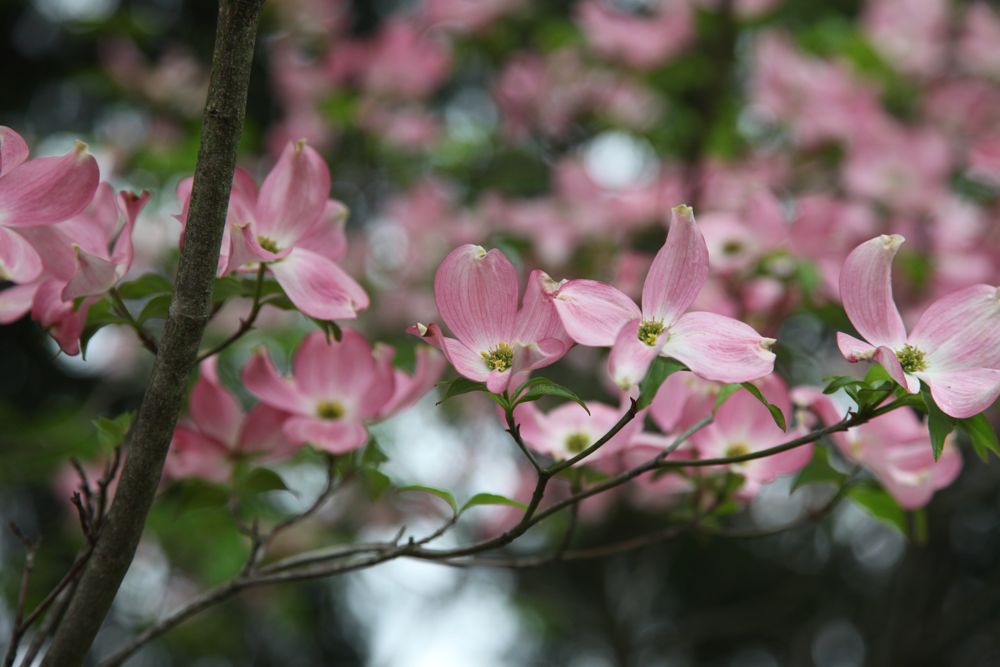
[2,0,1000,665]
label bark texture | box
[40,1,264,663]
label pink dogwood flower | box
[177,140,367,322]
[0,127,100,283]
[552,205,777,390]
[243,329,443,454]
[409,245,572,394]
[513,400,641,462]
[690,375,810,499]
[837,234,1000,418]
[794,388,962,510]
[167,357,296,482]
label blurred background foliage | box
[2,0,1000,665]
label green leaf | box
[360,438,389,467]
[460,492,528,513]
[713,383,742,412]
[921,384,953,460]
[137,293,173,324]
[515,379,589,414]
[957,414,1000,462]
[740,382,787,431]
[361,468,392,500]
[848,485,907,535]
[511,376,558,401]
[165,479,230,513]
[822,375,864,395]
[436,377,490,405]
[863,364,893,385]
[236,468,289,496]
[211,276,246,304]
[93,412,134,449]
[310,318,343,343]
[398,485,458,513]
[791,446,846,492]
[116,273,173,300]
[636,358,687,410]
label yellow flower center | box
[481,342,514,372]
[257,235,281,254]
[725,442,750,458]
[637,320,665,347]
[564,432,590,454]
[896,344,927,374]
[722,239,744,255]
[315,400,345,420]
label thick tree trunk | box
[40,1,264,664]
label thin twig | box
[108,288,159,355]
[196,262,267,362]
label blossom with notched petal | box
[243,328,443,454]
[513,399,641,462]
[552,204,776,390]
[176,140,367,322]
[837,234,1000,418]
[408,244,572,394]
[0,127,100,283]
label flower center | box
[722,239,744,255]
[896,343,927,374]
[257,235,281,254]
[637,320,665,347]
[481,342,514,372]
[315,400,345,420]
[564,432,590,454]
[725,442,750,458]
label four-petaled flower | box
[838,234,1000,418]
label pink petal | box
[909,284,1000,371]
[62,245,119,300]
[189,357,245,447]
[297,199,349,261]
[918,367,1000,418]
[166,426,231,483]
[608,318,665,391]
[242,347,312,416]
[0,227,43,282]
[442,337,492,383]
[641,204,708,325]
[0,127,29,177]
[378,346,447,418]
[270,247,369,321]
[839,235,908,349]
[552,279,640,347]
[292,329,376,410]
[239,404,297,460]
[110,190,149,269]
[486,369,512,393]
[660,311,776,383]
[0,282,38,323]
[283,416,369,454]
[514,270,571,348]
[874,346,920,393]
[255,141,330,247]
[0,142,99,227]
[434,244,518,351]
[837,331,877,362]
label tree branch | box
[40,2,264,664]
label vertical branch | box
[40,1,265,664]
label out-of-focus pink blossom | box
[863,0,949,78]
[958,3,1000,79]
[553,205,776,389]
[410,244,572,393]
[514,399,641,462]
[421,0,524,33]
[837,235,1000,418]
[576,0,694,70]
[167,357,296,482]
[794,388,962,509]
[244,329,443,453]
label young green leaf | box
[822,375,865,395]
[740,382,787,431]
[398,485,458,514]
[957,414,1000,462]
[116,273,174,300]
[137,293,173,324]
[713,383,742,412]
[436,377,490,405]
[848,485,907,535]
[791,446,847,492]
[93,412,134,450]
[636,358,687,410]
[236,468,290,496]
[360,438,390,467]
[920,384,953,460]
[460,492,528,513]
[361,468,392,500]
[515,379,590,414]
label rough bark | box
[40,1,264,664]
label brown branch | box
[40,2,265,664]
[2,525,36,667]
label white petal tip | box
[880,234,905,250]
[760,337,777,351]
[73,140,90,156]
[671,204,695,222]
[415,322,429,335]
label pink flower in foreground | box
[244,329,443,453]
[794,388,962,510]
[177,140,367,322]
[167,357,296,482]
[552,205,776,390]
[513,400,641,462]
[409,245,572,394]
[837,235,1000,418]
[691,375,810,499]
[0,127,100,283]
